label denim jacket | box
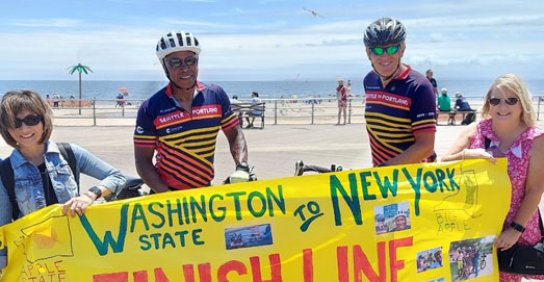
[0,141,125,267]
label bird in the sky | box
[302,7,324,18]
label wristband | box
[510,221,525,233]
[87,186,102,200]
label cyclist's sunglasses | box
[370,45,400,56]
[489,97,519,106]
[14,115,43,128]
[167,55,198,69]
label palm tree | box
[68,63,93,115]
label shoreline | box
[47,97,544,127]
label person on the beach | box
[229,95,240,105]
[115,87,129,107]
[426,69,438,97]
[437,88,451,112]
[0,90,125,267]
[115,92,125,107]
[52,94,60,108]
[336,78,347,125]
[346,80,352,97]
[245,91,262,128]
[134,31,251,193]
[438,88,456,125]
[363,17,437,166]
[441,73,544,282]
[454,92,473,111]
[45,94,51,106]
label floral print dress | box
[470,119,544,281]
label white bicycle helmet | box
[156,31,201,63]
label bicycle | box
[479,253,486,270]
[104,175,148,201]
[294,160,343,176]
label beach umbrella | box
[68,63,93,115]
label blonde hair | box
[480,73,536,127]
[0,90,53,147]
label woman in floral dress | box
[441,74,544,282]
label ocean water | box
[1,79,543,101]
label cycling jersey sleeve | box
[215,86,240,131]
[134,100,158,148]
[409,82,437,134]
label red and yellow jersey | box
[134,82,239,190]
[363,65,437,166]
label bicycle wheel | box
[480,258,486,270]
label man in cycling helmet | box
[134,31,251,192]
[362,17,436,167]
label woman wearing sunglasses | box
[0,90,126,265]
[441,74,544,281]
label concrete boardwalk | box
[0,123,465,187]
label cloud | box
[159,18,243,30]
[9,18,81,28]
[0,1,543,80]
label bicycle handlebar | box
[295,160,342,176]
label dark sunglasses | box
[167,55,198,69]
[370,45,400,56]
[14,115,43,128]
[489,97,519,106]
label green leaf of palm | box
[68,63,93,75]
[67,63,93,115]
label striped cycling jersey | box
[363,65,437,166]
[134,82,239,190]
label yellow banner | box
[0,159,510,282]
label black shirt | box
[38,163,59,205]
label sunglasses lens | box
[489,98,501,106]
[506,97,519,105]
[185,56,197,66]
[168,58,182,68]
[15,115,42,128]
[386,45,399,55]
[167,56,197,68]
[489,97,519,106]
[24,115,42,126]
[371,45,399,56]
[371,47,384,56]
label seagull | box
[302,7,324,18]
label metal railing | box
[50,97,544,127]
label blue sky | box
[1,0,543,81]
